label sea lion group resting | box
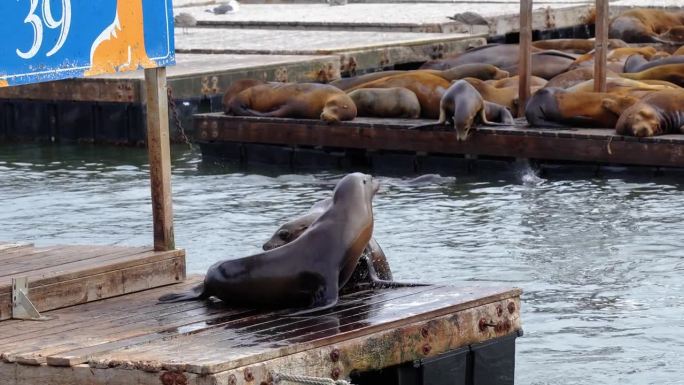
[159,173,417,312]
[222,8,684,138]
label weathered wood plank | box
[0,244,33,253]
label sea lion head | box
[321,94,357,122]
[262,215,313,251]
[616,104,662,137]
[332,173,379,208]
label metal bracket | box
[11,277,52,321]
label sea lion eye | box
[278,229,291,241]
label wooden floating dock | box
[0,242,185,321]
[194,114,684,170]
[0,275,522,385]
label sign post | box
[1,0,176,250]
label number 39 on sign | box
[0,0,175,87]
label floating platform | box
[0,275,522,385]
[0,242,185,321]
[179,2,594,35]
[194,114,684,171]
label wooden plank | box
[0,245,80,265]
[594,0,609,92]
[195,115,684,168]
[144,67,175,251]
[518,0,533,118]
[0,243,33,253]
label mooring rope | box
[272,372,353,385]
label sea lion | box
[609,9,684,44]
[347,88,421,118]
[330,64,509,91]
[623,55,684,73]
[675,46,684,56]
[485,75,548,89]
[570,47,658,73]
[227,83,357,122]
[463,77,519,111]
[566,77,674,96]
[222,79,267,114]
[158,172,378,312]
[615,90,684,137]
[531,38,628,54]
[545,67,619,89]
[411,80,514,140]
[620,64,684,87]
[262,198,393,283]
[525,87,638,128]
[347,72,450,119]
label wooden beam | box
[518,0,533,118]
[144,67,175,251]
[594,0,609,92]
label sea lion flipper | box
[287,296,339,316]
[158,283,208,303]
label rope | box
[272,372,353,385]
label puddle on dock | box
[0,143,683,385]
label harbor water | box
[0,143,682,384]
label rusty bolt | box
[422,343,432,355]
[331,367,341,380]
[244,368,255,382]
[496,305,503,317]
[160,372,175,385]
[508,302,516,314]
[228,374,237,385]
[479,318,496,332]
[330,348,340,362]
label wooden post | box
[518,0,533,118]
[144,67,175,251]
[594,0,609,92]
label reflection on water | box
[1,143,683,384]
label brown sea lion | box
[545,67,619,89]
[158,173,378,312]
[615,90,684,137]
[262,197,393,283]
[228,83,357,122]
[222,79,266,114]
[675,46,684,56]
[570,47,657,73]
[623,55,684,73]
[531,38,628,54]
[347,88,421,118]
[330,64,509,91]
[525,87,638,128]
[348,72,450,119]
[620,64,684,87]
[609,9,684,44]
[411,80,514,140]
[652,51,672,60]
[485,75,548,89]
[463,77,519,111]
[566,77,673,96]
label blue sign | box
[0,0,175,87]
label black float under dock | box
[194,114,684,172]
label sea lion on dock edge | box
[609,9,684,44]
[410,80,513,140]
[222,79,266,114]
[525,87,638,128]
[615,90,684,137]
[262,198,393,282]
[158,173,378,312]
[227,83,357,122]
[347,88,421,118]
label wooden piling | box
[144,67,175,251]
[594,0,609,92]
[518,0,533,118]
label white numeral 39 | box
[16,0,71,59]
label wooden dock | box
[0,242,185,321]
[0,275,522,385]
[194,114,684,170]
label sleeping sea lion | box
[531,38,628,54]
[222,79,267,114]
[347,72,450,119]
[411,80,514,140]
[525,87,638,128]
[615,90,684,137]
[566,77,674,96]
[675,46,684,56]
[569,47,658,73]
[545,67,619,89]
[158,172,378,312]
[347,88,421,118]
[609,9,684,44]
[485,75,548,89]
[227,83,357,122]
[463,77,519,111]
[623,55,684,73]
[620,64,684,87]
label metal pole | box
[594,0,609,92]
[518,0,533,118]
[144,67,175,251]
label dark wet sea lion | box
[609,9,684,44]
[348,88,421,118]
[525,87,638,128]
[222,79,266,114]
[531,38,628,54]
[620,64,684,87]
[159,173,378,312]
[615,90,684,137]
[228,83,357,122]
[545,67,619,89]
[348,72,450,119]
[411,80,513,140]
